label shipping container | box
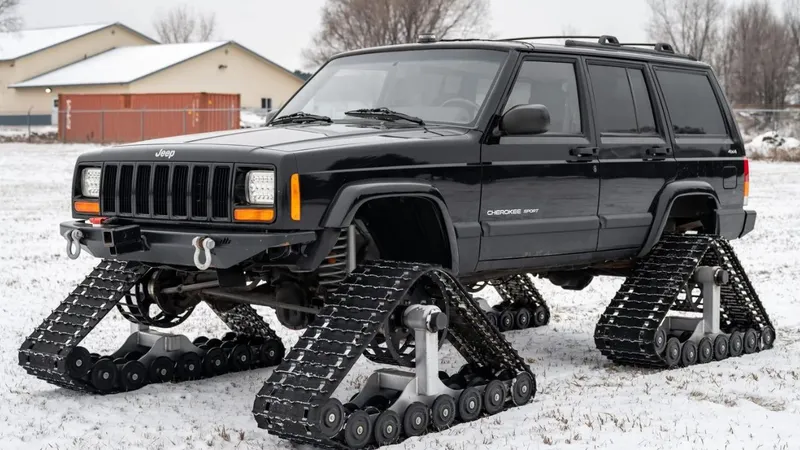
[57,93,241,144]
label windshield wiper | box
[344,107,425,126]
[270,112,333,125]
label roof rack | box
[563,35,697,61]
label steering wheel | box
[440,98,480,118]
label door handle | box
[570,146,597,160]
[645,146,671,159]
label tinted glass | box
[628,69,657,134]
[503,61,581,134]
[588,65,637,133]
[275,49,507,126]
[656,70,728,135]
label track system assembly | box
[18,260,285,394]
[253,260,534,449]
[470,274,551,332]
[594,234,775,368]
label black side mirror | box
[500,104,550,135]
[265,110,278,125]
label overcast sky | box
[16,0,789,73]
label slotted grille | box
[99,163,232,221]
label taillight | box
[743,158,750,206]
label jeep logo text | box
[155,149,175,159]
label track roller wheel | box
[761,326,776,349]
[653,328,667,354]
[228,344,252,371]
[175,352,202,380]
[485,310,499,329]
[697,337,713,364]
[729,331,744,357]
[120,360,147,391]
[498,310,515,332]
[65,346,91,379]
[713,334,729,360]
[148,356,174,382]
[532,305,549,327]
[483,379,506,415]
[90,359,118,393]
[430,394,456,430]
[511,372,534,406]
[206,338,223,349]
[680,340,697,367]
[514,308,532,330]
[457,386,483,421]
[373,410,401,446]
[193,336,209,346]
[202,347,227,376]
[317,398,345,438]
[664,337,681,368]
[222,332,238,342]
[259,340,285,367]
[402,401,429,437]
[743,329,759,354]
[343,410,372,449]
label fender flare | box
[637,180,720,258]
[318,181,460,273]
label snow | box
[240,110,268,128]
[1,143,799,450]
[0,23,114,61]
[0,125,57,137]
[745,131,800,158]
[9,42,227,88]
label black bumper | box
[716,208,757,240]
[60,221,317,269]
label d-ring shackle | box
[192,236,216,270]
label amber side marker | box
[290,173,301,221]
[234,208,275,222]
[74,200,100,214]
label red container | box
[58,93,241,143]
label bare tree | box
[303,0,490,67]
[153,4,217,43]
[0,0,22,32]
[719,1,796,108]
[645,0,725,62]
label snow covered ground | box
[0,144,798,450]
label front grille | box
[100,162,232,221]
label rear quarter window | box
[655,69,728,136]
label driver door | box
[479,56,600,263]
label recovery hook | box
[192,236,216,271]
[65,229,83,260]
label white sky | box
[15,0,789,72]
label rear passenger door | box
[586,60,676,252]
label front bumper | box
[60,220,317,270]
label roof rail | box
[498,35,607,42]
[564,37,697,61]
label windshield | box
[275,49,509,126]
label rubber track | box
[492,274,548,313]
[253,260,532,449]
[594,234,774,367]
[18,259,281,393]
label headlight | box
[81,168,101,198]
[245,170,275,205]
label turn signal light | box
[74,200,100,214]
[234,208,275,222]
[290,173,301,221]
[743,158,750,205]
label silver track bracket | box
[111,330,203,368]
[663,265,729,341]
[348,305,459,414]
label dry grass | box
[749,147,800,161]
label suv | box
[20,35,771,449]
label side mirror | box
[265,110,278,125]
[500,104,550,135]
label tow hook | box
[192,236,216,271]
[65,229,83,260]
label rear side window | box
[503,60,581,134]
[655,69,728,136]
[588,64,657,134]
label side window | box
[503,60,581,134]
[655,69,728,135]
[588,64,657,134]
